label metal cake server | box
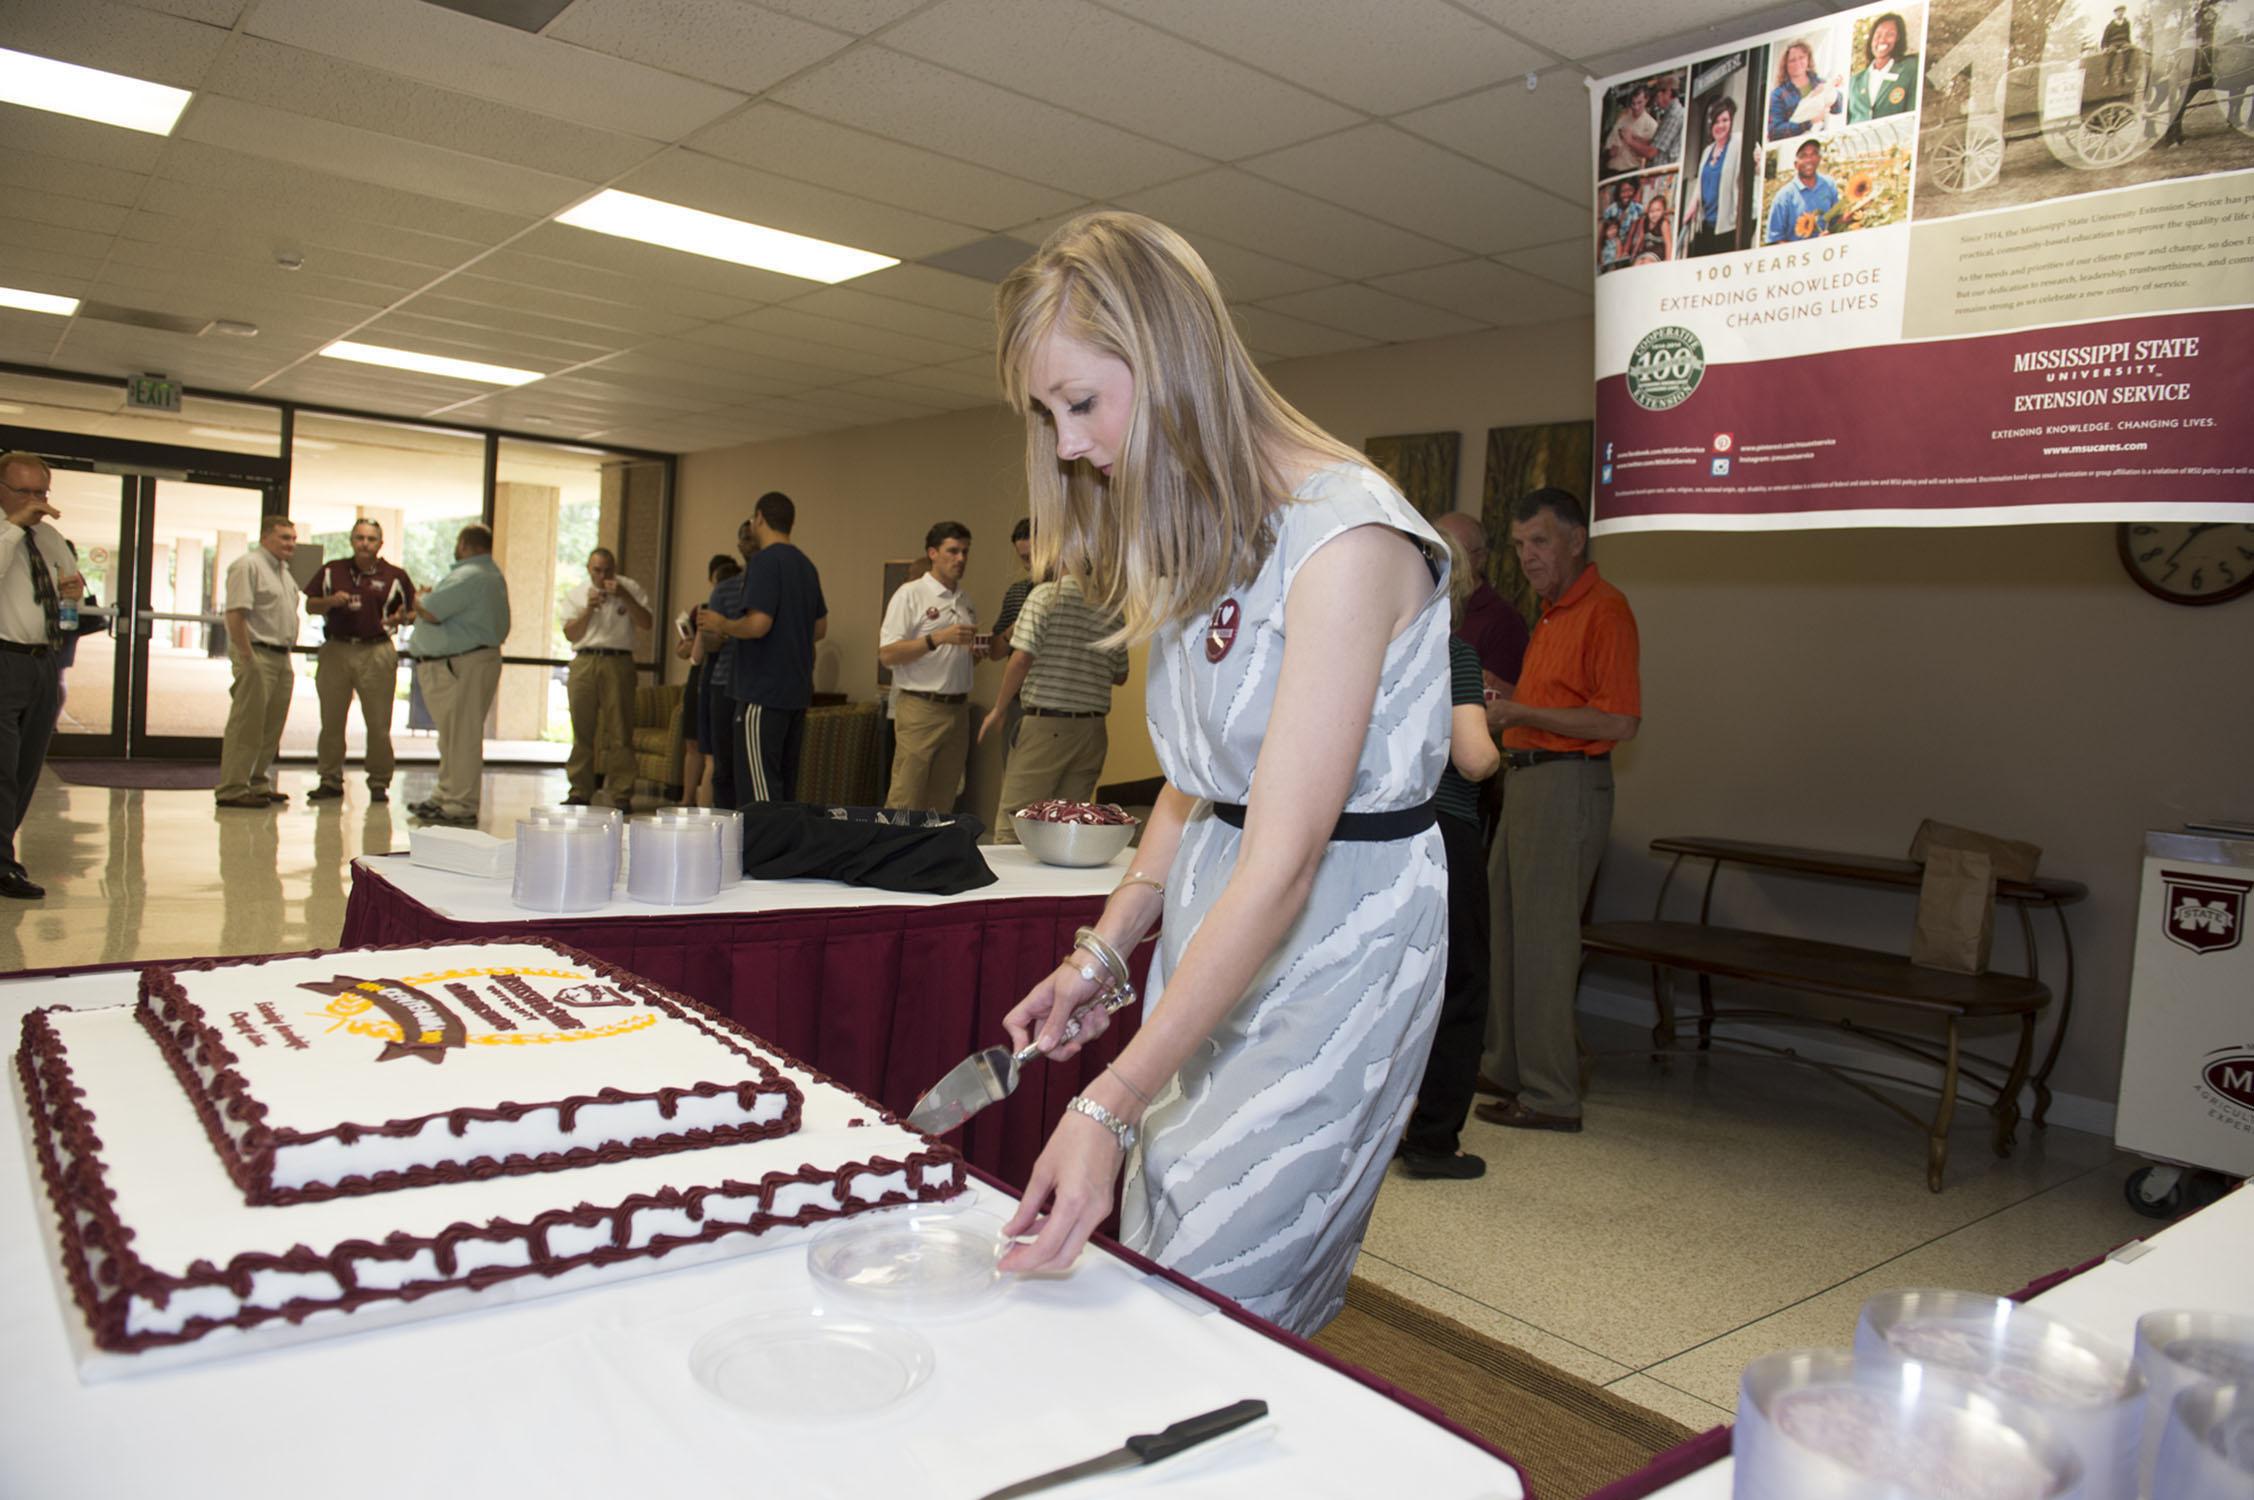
[905,990,1130,1136]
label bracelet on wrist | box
[1104,1063,1154,1109]
[1068,1095,1136,1152]
[1114,872,1166,900]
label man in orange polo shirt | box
[1475,488,1640,1133]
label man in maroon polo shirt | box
[1435,512,1529,694]
[303,518,415,804]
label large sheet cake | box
[15,940,964,1365]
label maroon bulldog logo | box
[553,982,634,1008]
[300,975,468,1065]
[2162,869,2251,955]
[1205,598,1241,663]
[2202,1052,2254,1113]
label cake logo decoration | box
[1205,598,1240,663]
[2160,869,2250,955]
[300,975,467,1066]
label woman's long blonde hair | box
[996,212,1362,644]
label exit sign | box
[127,373,181,412]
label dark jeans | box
[0,651,60,871]
[736,701,806,805]
[1403,811,1492,1156]
[710,695,739,813]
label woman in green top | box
[1849,11,1919,122]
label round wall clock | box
[2116,523,2254,606]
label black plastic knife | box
[975,1399,1270,1499]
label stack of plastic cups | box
[655,806,742,888]
[511,820,616,912]
[1854,1290,2141,1499]
[626,816,721,905]
[527,805,624,888]
[2150,1381,2254,1500]
[1734,1347,2084,1499]
[2133,1311,2254,1498]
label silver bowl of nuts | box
[1011,801,1139,867]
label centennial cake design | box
[137,941,804,1203]
[16,949,967,1358]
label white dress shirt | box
[573,576,648,651]
[223,545,301,648]
[880,573,976,695]
[0,521,78,646]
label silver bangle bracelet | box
[1073,926,1131,992]
[1068,1095,1137,1152]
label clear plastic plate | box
[807,1205,1009,1321]
[689,1309,934,1422]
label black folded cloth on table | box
[737,802,997,895]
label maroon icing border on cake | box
[17,1005,966,1354]
[135,937,806,1205]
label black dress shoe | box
[265,790,289,803]
[1396,1148,1487,1180]
[368,788,389,804]
[0,869,44,900]
[561,794,592,807]
[216,794,276,810]
[306,784,344,802]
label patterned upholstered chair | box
[630,683,686,800]
[794,701,884,806]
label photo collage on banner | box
[1588,0,2254,532]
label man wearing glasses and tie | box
[0,451,85,900]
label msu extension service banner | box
[1588,0,2254,533]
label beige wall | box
[673,315,2251,1108]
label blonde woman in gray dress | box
[993,212,1452,1336]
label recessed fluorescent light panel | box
[319,340,544,387]
[0,47,193,136]
[0,285,81,316]
[555,191,899,284]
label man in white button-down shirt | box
[0,451,83,899]
[877,522,979,813]
[215,515,303,810]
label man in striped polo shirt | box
[979,572,1128,844]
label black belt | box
[1023,707,1105,719]
[251,641,292,654]
[1211,799,1438,842]
[413,646,495,663]
[323,636,388,645]
[900,689,967,704]
[1503,749,1610,769]
[0,639,56,657]
[576,647,632,657]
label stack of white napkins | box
[407,824,516,880]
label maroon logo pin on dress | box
[1205,598,1240,663]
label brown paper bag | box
[1907,819,2041,883]
[1911,846,1995,973]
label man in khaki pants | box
[979,574,1128,842]
[877,522,977,812]
[304,518,415,804]
[215,515,302,810]
[561,547,650,809]
[407,525,510,828]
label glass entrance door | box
[131,476,284,758]
[45,469,130,756]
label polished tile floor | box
[4,766,2157,1432]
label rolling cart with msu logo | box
[2115,826,2254,1219]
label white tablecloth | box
[366,842,1130,924]
[1634,1186,2254,1498]
[3,969,1522,1500]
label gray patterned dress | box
[1124,462,1452,1336]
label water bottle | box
[57,596,77,633]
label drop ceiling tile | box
[618,150,979,261]
[1256,283,1481,342]
[508,222,811,305]
[1365,257,1586,324]
[421,278,700,341]
[689,105,1082,232]
[1186,238,1337,302]
[679,323,908,381]
[0,218,118,263]
[597,338,828,389]
[771,47,1205,200]
[0,151,150,211]
[177,97,596,220]
[0,250,93,294]
[0,106,169,174]
[357,311,618,368]
[774,287,994,350]
[242,0,747,142]
[112,0,246,23]
[10,191,133,238]
[1395,78,1595,206]
[724,305,975,366]
[847,264,1007,321]
[200,38,655,181]
[150,142,538,249]
[256,361,519,409]
[544,0,853,94]
[772,386,944,423]
[0,0,231,90]
[115,212,447,290]
[383,291,672,351]
[103,239,409,307]
[1242,124,1584,255]
[570,358,794,404]
[1228,305,1375,360]
[1454,0,1783,62]
[1120,169,1459,280]
[749,0,925,34]
[883,0,1357,158]
[1118,0,1554,115]
[877,363,1001,400]
[477,246,770,321]
[833,376,992,411]
[1495,238,1595,295]
[1577,1,1834,78]
[84,267,375,332]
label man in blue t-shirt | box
[694,517,758,811]
[699,491,826,805]
[1766,137,1842,244]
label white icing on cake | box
[138,941,800,1200]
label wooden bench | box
[1581,837,2087,1191]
